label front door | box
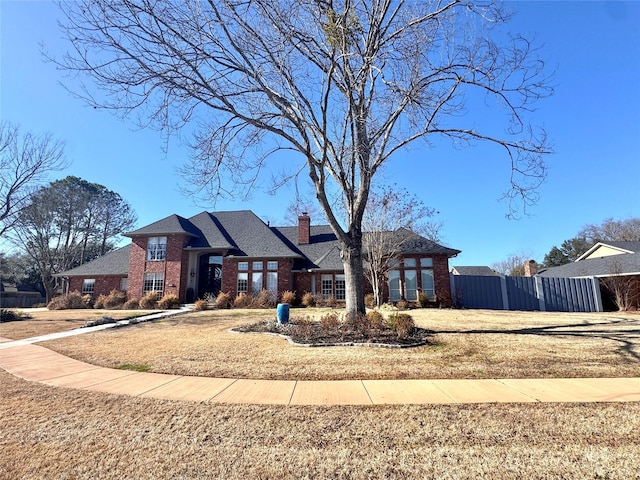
[198,254,222,299]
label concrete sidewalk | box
[1,340,639,405]
[0,307,193,349]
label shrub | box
[251,289,274,308]
[365,293,375,308]
[346,312,372,338]
[366,310,385,331]
[395,299,409,311]
[280,290,296,305]
[418,292,430,308]
[158,294,180,309]
[194,299,208,311]
[215,291,232,309]
[94,294,107,309]
[124,298,140,309]
[387,313,415,339]
[103,289,127,309]
[319,312,341,332]
[1,309,21,322]
[233,292,251,308]
[291,315,314,342]
[437,290,453,308]
[139,291,159,309]
[301,292,316,308]
[323,296,337,308]
[47,291,91,310]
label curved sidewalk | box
[1,339,639,405]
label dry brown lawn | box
[1,369,639,479]
[2,308,640,478]
[0,309,155,340]
[34,308,640,380]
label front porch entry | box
[197,254,223,300]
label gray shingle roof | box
[384,228,461,257]
[60,211,462,277]
[125,214,200,238]
[205,210,300,258]
[451,266,498,276]
[538,252,640,278]
[55,245,131,277]
[273,225,343,270]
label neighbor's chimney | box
[298,212,310,245]
[524,260,538,277]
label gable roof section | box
[538,252,640,278]
[208,210,300,258]
[576,241,640,261]
[387,228,461,257]
[125,214,200,238]
[273,225,342,270]
[54,245,131,277]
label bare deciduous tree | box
[491,251,535,276]
[600,260,639,312]
[579,217,640,244]
[0,122,66,239]
[363,186,441,306]
[56,0,552,316]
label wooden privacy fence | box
[449,274,603,312]
[0,292,46,309]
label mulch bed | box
[232,319,432,348]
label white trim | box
[576,242,635,262]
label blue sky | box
[1,1,639,267]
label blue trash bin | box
[276,303,290,324]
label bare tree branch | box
[54,0,553,315]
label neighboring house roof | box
[54,245,131,277]
[538,252,640,278]
[576,241,640,261]
[451,266,498,276]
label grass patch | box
[116,363,151,372]
[40,309,640,381]
[1,369,639,479]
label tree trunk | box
[340,235,366,317]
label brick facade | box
[68,275,125,297]
[127,234,190,299]
[221,258,293,299]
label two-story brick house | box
[57,210,460,305]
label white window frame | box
[421,269,435,300]
[251,272,263,293]
[335,274,346,301]
[143,273,164,295]
[82,279,95,295]
[321,274,333,298]
[237,272,248,294]
[266,271,278,293]
[389,270,401,301]
[146,237,167,261]
[252,261,263,271]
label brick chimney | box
[298,212,310,245]
[524,260,538,277]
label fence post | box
[534,276,546,311]
[500,275,509,310]
[591,276,604,312]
